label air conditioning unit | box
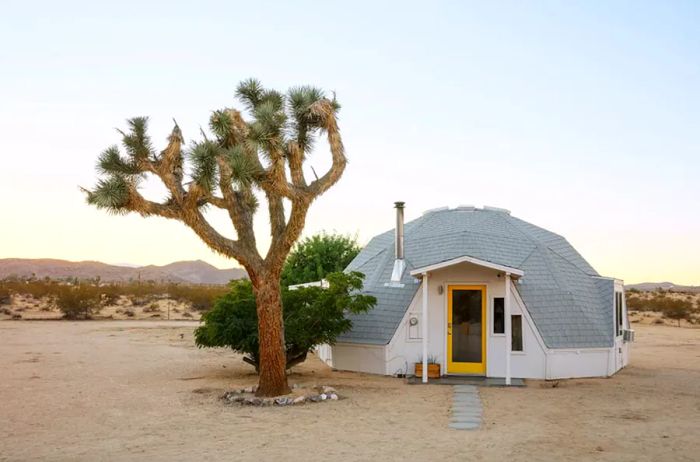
[622,329,635,342]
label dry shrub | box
[123,309,135,318]
[0,278,231,318]
[143,303,161,313]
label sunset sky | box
[1,1,698,284]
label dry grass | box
[0,295,199,321]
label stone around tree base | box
[220,384,340,407]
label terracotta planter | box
[414,362,441,379]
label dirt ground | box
[1,322,698,462]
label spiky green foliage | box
[85,176,130,213]
[224,146,261,188]
[118,117,153,160]
[97,146,141,176]
[84,79,340,219]
[188,140,219,193]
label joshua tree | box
[82,79,346,396]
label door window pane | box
[493,298,504,334]
[511,315,523,352]
[452,289,482,363]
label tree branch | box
[305,100,347,197]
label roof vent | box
[422,206,448,215]
[453,205,476,211]
[483,206,511,215]
[390,202,406,283]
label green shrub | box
[281,233,361,286]
[55,284,102,320]
[195,272,376,370]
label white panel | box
[547,349,611,379]
[331,343,387,375]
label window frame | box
[492,297,505,336]
[615,292,624,337]
[511,314,524,353]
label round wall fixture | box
[409,316,419,326]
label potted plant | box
[414,355,441,379]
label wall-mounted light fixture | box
[437,285,444,295]
[409,316,419,326]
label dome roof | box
[340,207,615,349]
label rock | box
[275,397,291,406]
[320,393,327,400]
[308,394,322,403]
[322,386,337,394]
[329,393,339,400]
[292,396,306,405]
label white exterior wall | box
[385,262,547,378]
[331,342,386,375]
[546,349,612,379]
[497,286,547,379]
[332,264,629,380]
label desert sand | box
[1,321,698,462]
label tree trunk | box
[251,276,290,397]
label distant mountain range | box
[0,258,247,285]
[625,282,700,293]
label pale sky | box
[1,1,698,284]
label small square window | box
[493,298,504,334]
[512,315,523,352]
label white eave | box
[410,255,525,277]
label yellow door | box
[447,285,486,374]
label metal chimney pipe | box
[394,201,405,260]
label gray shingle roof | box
[338,207,615,348]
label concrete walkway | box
[449,385,482,430]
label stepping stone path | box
[449,385,482,430]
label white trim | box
[421,272,429,383]
[410,255,524,278]
[288,279,328,289]
[505,273,512,385]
